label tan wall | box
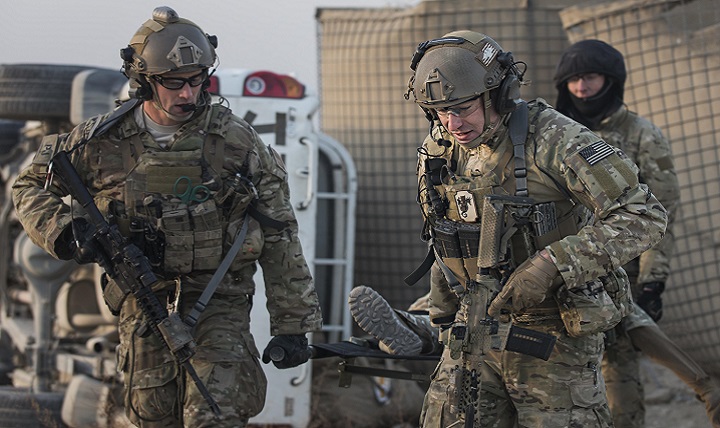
[317,0,576,307]
[560,0,720,375]
[318,0,720,373]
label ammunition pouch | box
[555,279,622,338]
[531,201,562,249]
[432,218,481,285]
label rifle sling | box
[509,101,529,197]
[185,214,250,328]
[404,245,436,286]
[68,98,141,153]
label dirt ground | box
[641,355,713,428]
[336,354,715,428]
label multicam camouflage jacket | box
[417,99,667,322]
[11,102,322,336]
[593,105,680,286]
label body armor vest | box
[119,107,230,275]
[423,103,580,286]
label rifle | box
[447,194,557,426]
[48,150,221,417]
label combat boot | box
[693,376,720,427]
[348,285,423,355]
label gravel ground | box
[641,355,714,428]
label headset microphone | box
[180,104,197,112]
[437,138,452,147]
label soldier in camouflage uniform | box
[554,39,720,427]
[11,7,322,428]
[401,30,667,428]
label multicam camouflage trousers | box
[117,289,267,428]
[420,318,613,428]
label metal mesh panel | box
[560,0,720,375]
[318,0,720,372]
[317,0,576,309]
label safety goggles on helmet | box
[434,97,482,120]
[151,71,206,90]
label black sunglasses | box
[151,71,206,90]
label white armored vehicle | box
[0,64,356,427]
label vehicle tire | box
[0,387,66,427]
[0,119,24,153]
[0,331,12,386]
[0,64,98,121]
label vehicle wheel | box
[0,119,24,153]
[0,331,12,386]
[0,387,66,427]
[0,64,97,121]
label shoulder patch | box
[32,134,63,166]
[579,141,615,166]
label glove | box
[261,334,312,369]
[55,218,97,264]
[488,250,559,317]
[636,281,665,322]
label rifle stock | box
[49,150,221,416]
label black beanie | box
[553,39,626,119]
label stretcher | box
[310,338,440,387]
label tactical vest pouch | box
[433,218,471,285]
[189,200,223,270]
[457,223,481,281]
[555,280,622,338]
[531,201,562,250]
[161,208,194,274]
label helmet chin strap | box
[473,92,503,146]
[151,98,193,122]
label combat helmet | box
[120,6,218,100]
[408,30,523,115]
[553,39,626,126]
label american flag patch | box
[579,141,615,166]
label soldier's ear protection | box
[491,51,523,116]
[120,46,154,101]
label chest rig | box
[407,101,559,287]
[118,105,234,275]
